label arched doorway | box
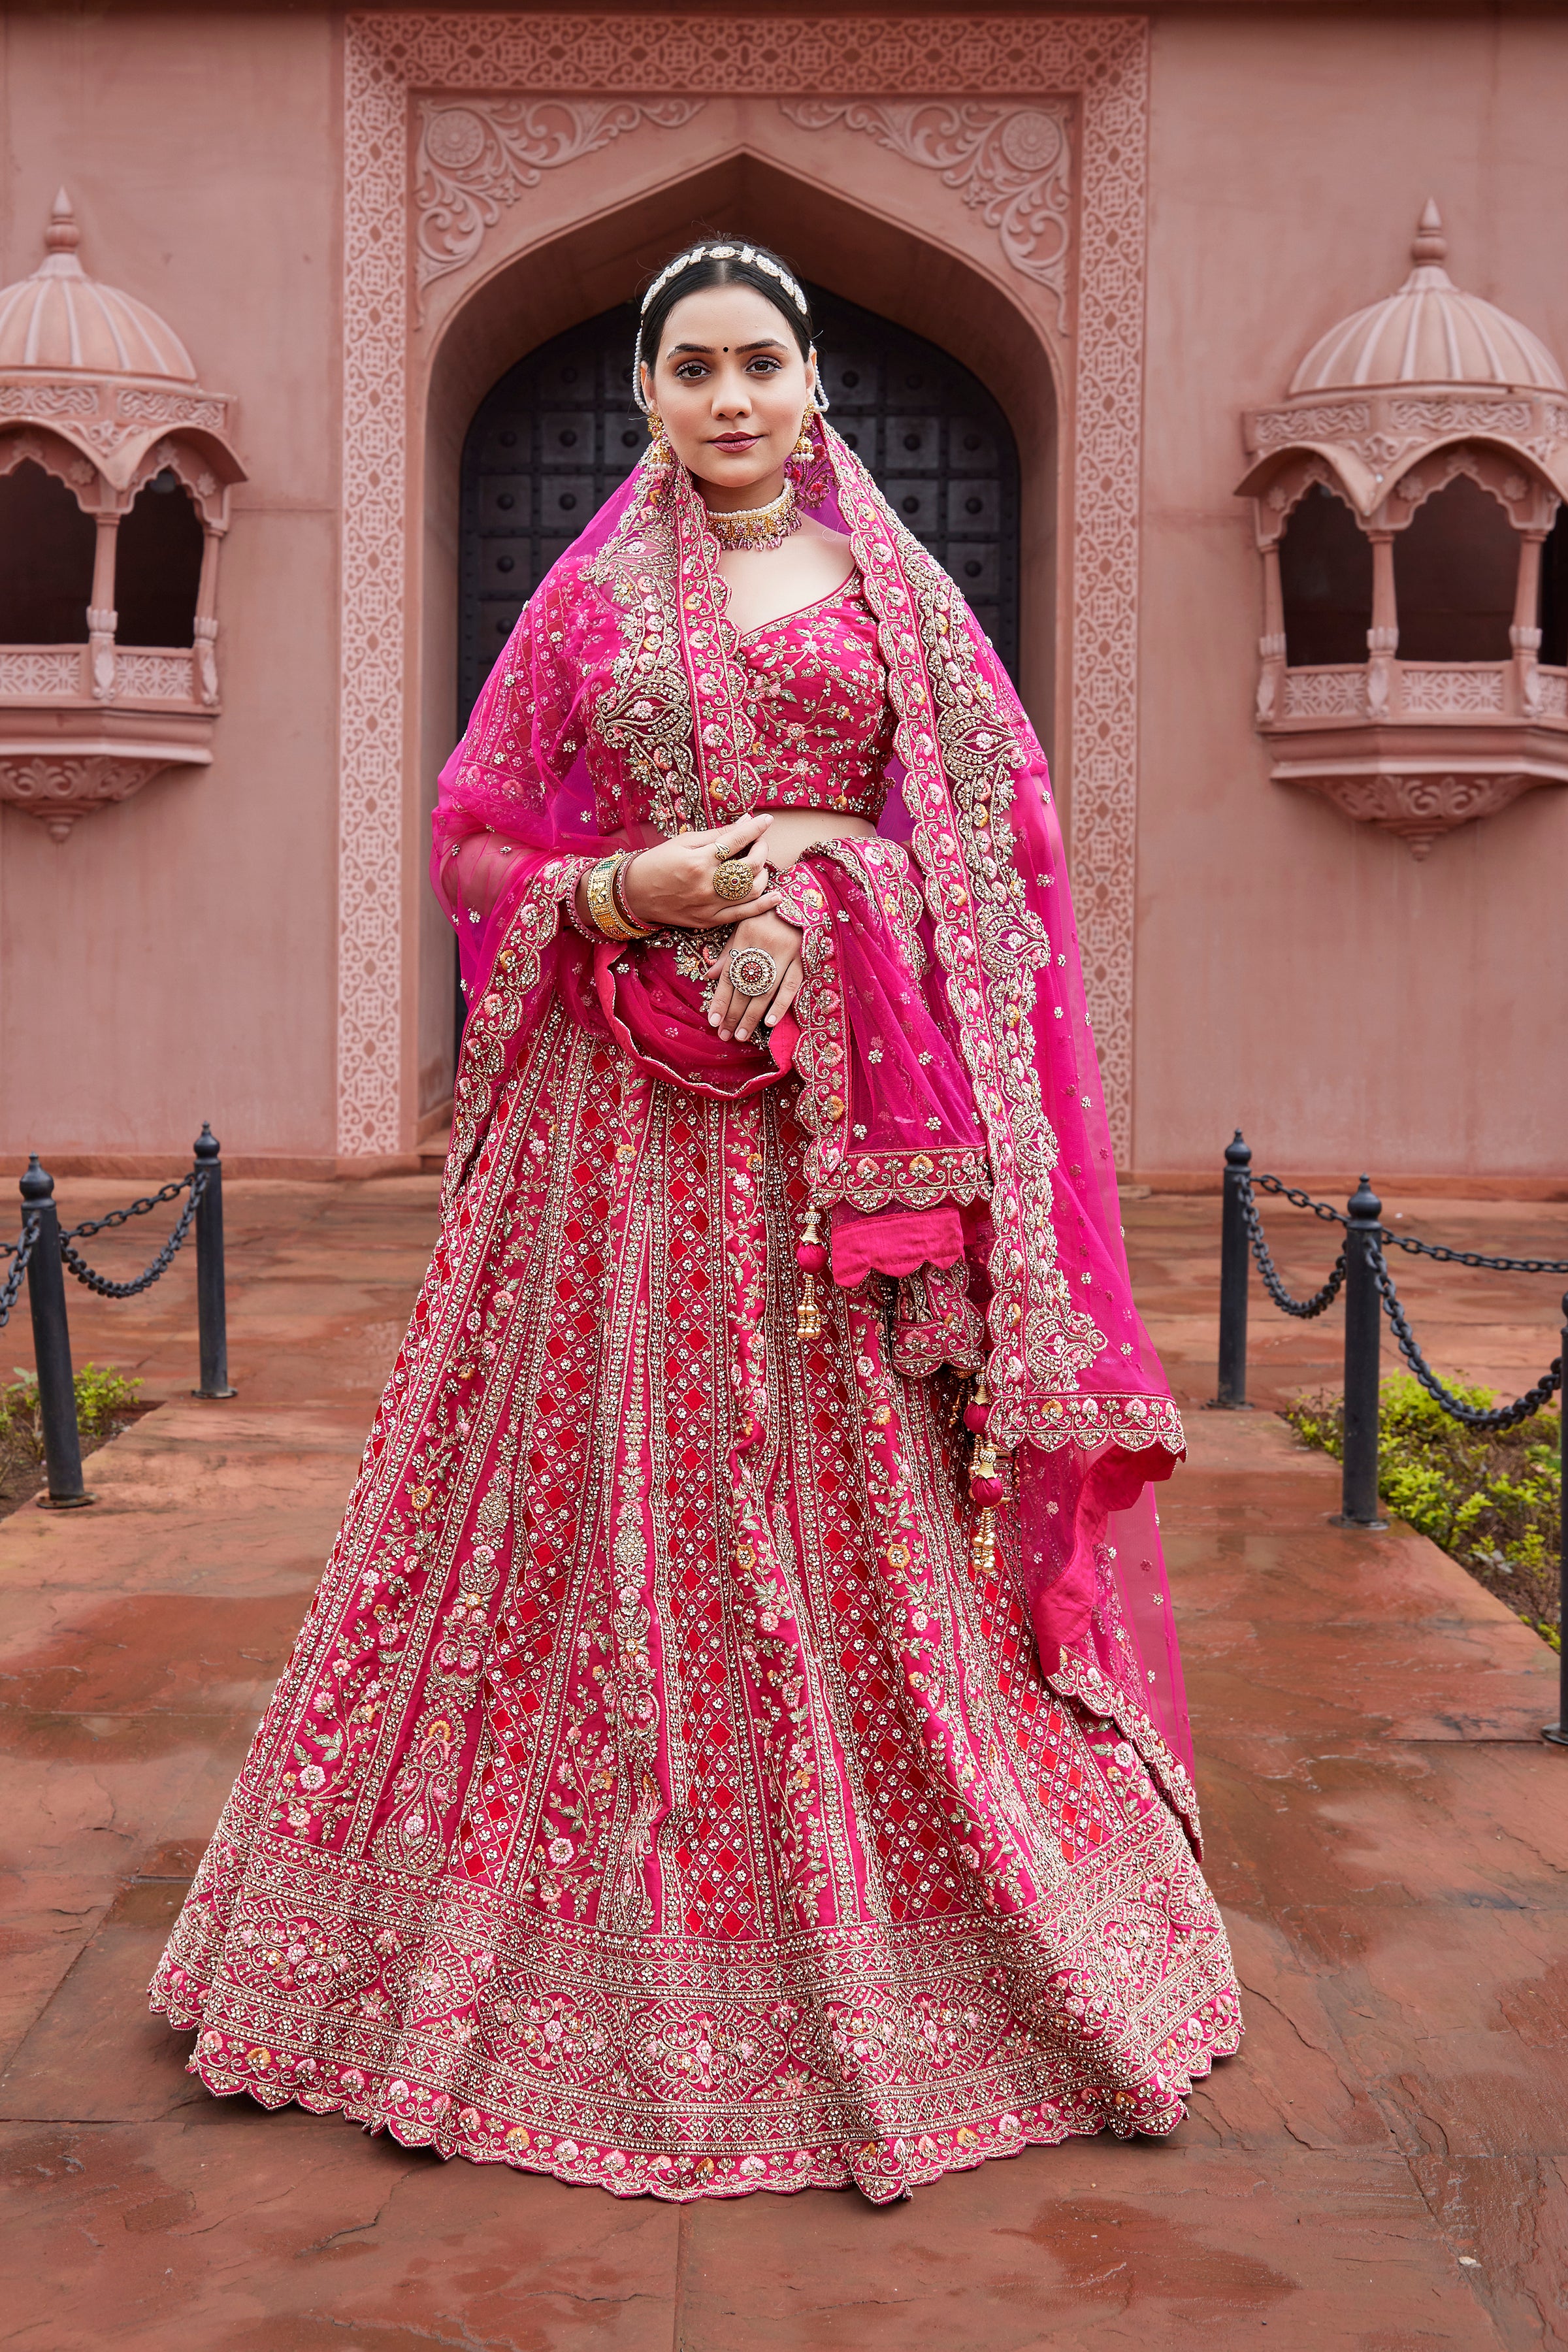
[458,287,1022,727]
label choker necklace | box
[704,482,800,553]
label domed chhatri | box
[1235,204,1568,858]
[0,188,198,383]
[0,189,246,840]
[1291,201,1565,398]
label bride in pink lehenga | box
[152,238,1241,2202]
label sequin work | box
[152,428,1243,2204]
[736,574,896,819]
[152,1021,1240,2202]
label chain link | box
[0,1213,39,1329]
[57,1166,208,1299]
[1367,1237,1563,1430]
[1254,1173,1350,1228]
[1254,1171,1568,1275]
[1240,1179,1348,1317]
[62,1173,195,1242]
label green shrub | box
[0,1364,144,1509]
[1284,1375,1561,1649]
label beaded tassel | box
[796,1205,826,1340]
[965,1375,1005,1571]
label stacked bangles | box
[583,850,655,942]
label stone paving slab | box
[0,1180,1565,2349]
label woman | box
[153,240,1241,2202]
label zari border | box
[338,14,1149,1158]
[1047,1642,1202,1854]
[161,2005,1241,2204]
[444,857,591,1205]
[779,845,994,1215]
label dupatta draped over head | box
[432,421,1198,1846]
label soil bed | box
[0,1365,151,1521]
[1284,1373,1562,1648]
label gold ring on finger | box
[712,857,759,904]
[727,945,779,998]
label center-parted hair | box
[635,239,815,399]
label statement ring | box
[728,945,779,998]
[712,856,759,904]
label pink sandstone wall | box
[1135,10,1568,1184]
[0,12,342,1169]
[1,8,1565,1187]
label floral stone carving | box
[1279,766,1547,862]
[779,101,1073,325]
[416,98,706,288]
[0,749,197,843]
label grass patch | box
[1283,1376,1561,1649]
[0,1364,145,1518]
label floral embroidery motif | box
[152,1039,1238,2201]
[155,422,1232,2207]
[732,573,896,819]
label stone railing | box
[0,644,199,706]
[1275,658,1567,728]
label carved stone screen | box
[458,287,1022,725]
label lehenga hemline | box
[150,1978,1243,2204]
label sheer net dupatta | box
[790,425,1198,1846]
[430,464,662,1196]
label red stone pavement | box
[0,1175,1565,2351]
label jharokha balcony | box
[1237,204,1568,858]
[0,191,242,841]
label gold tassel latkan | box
[971,1507,996,1575]
[968,1407,1004,1573]
[796,1204,826,1340]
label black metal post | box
[193,1124,236,1400]
[21,1158,92,1509]
[1544,1291,1568,1749]
[1334,1175,1388,1530]
[1214,1130,1252,1408]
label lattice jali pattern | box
[1283,667,1365,721]
[0,650,80,698]
[1400,665,1507,715]
[340,14,1151,1160]
[340,27,415,1153]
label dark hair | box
[636,238,815,380]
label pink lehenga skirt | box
[151,1002,1240,2202]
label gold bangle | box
[585,855,640,941]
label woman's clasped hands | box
[615,809,805,1043]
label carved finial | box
[1411,199,1446,267]
[46,187,80,254]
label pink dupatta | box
[431,422,1200,1848]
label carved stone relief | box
[0,752,178,843]
[1295,768,1543,861]
[416,98,707,289]
[779,101,1073,325]
[342,14,1151,1160]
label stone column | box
[87,510,119,704]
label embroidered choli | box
[731,572,894,821]
[504,555,894,839]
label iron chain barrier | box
[0,1125,235,1508]
[1212,1130,1567,1753]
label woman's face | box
[642,282,815,507]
